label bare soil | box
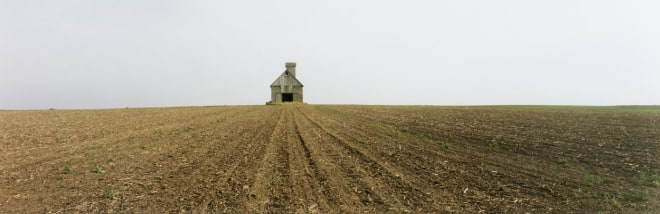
[1,105,658,213]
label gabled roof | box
[271,70,304,87]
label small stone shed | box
[268,62,304,104]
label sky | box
[1,0,659,109]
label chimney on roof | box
[285,62,296,77]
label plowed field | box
[1,105,658,213]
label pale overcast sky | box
[1,0,659,109]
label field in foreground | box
[1,105,658,213]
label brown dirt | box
[1,105,658,213]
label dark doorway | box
[282,93,294,102]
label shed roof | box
[271,70,304,87]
